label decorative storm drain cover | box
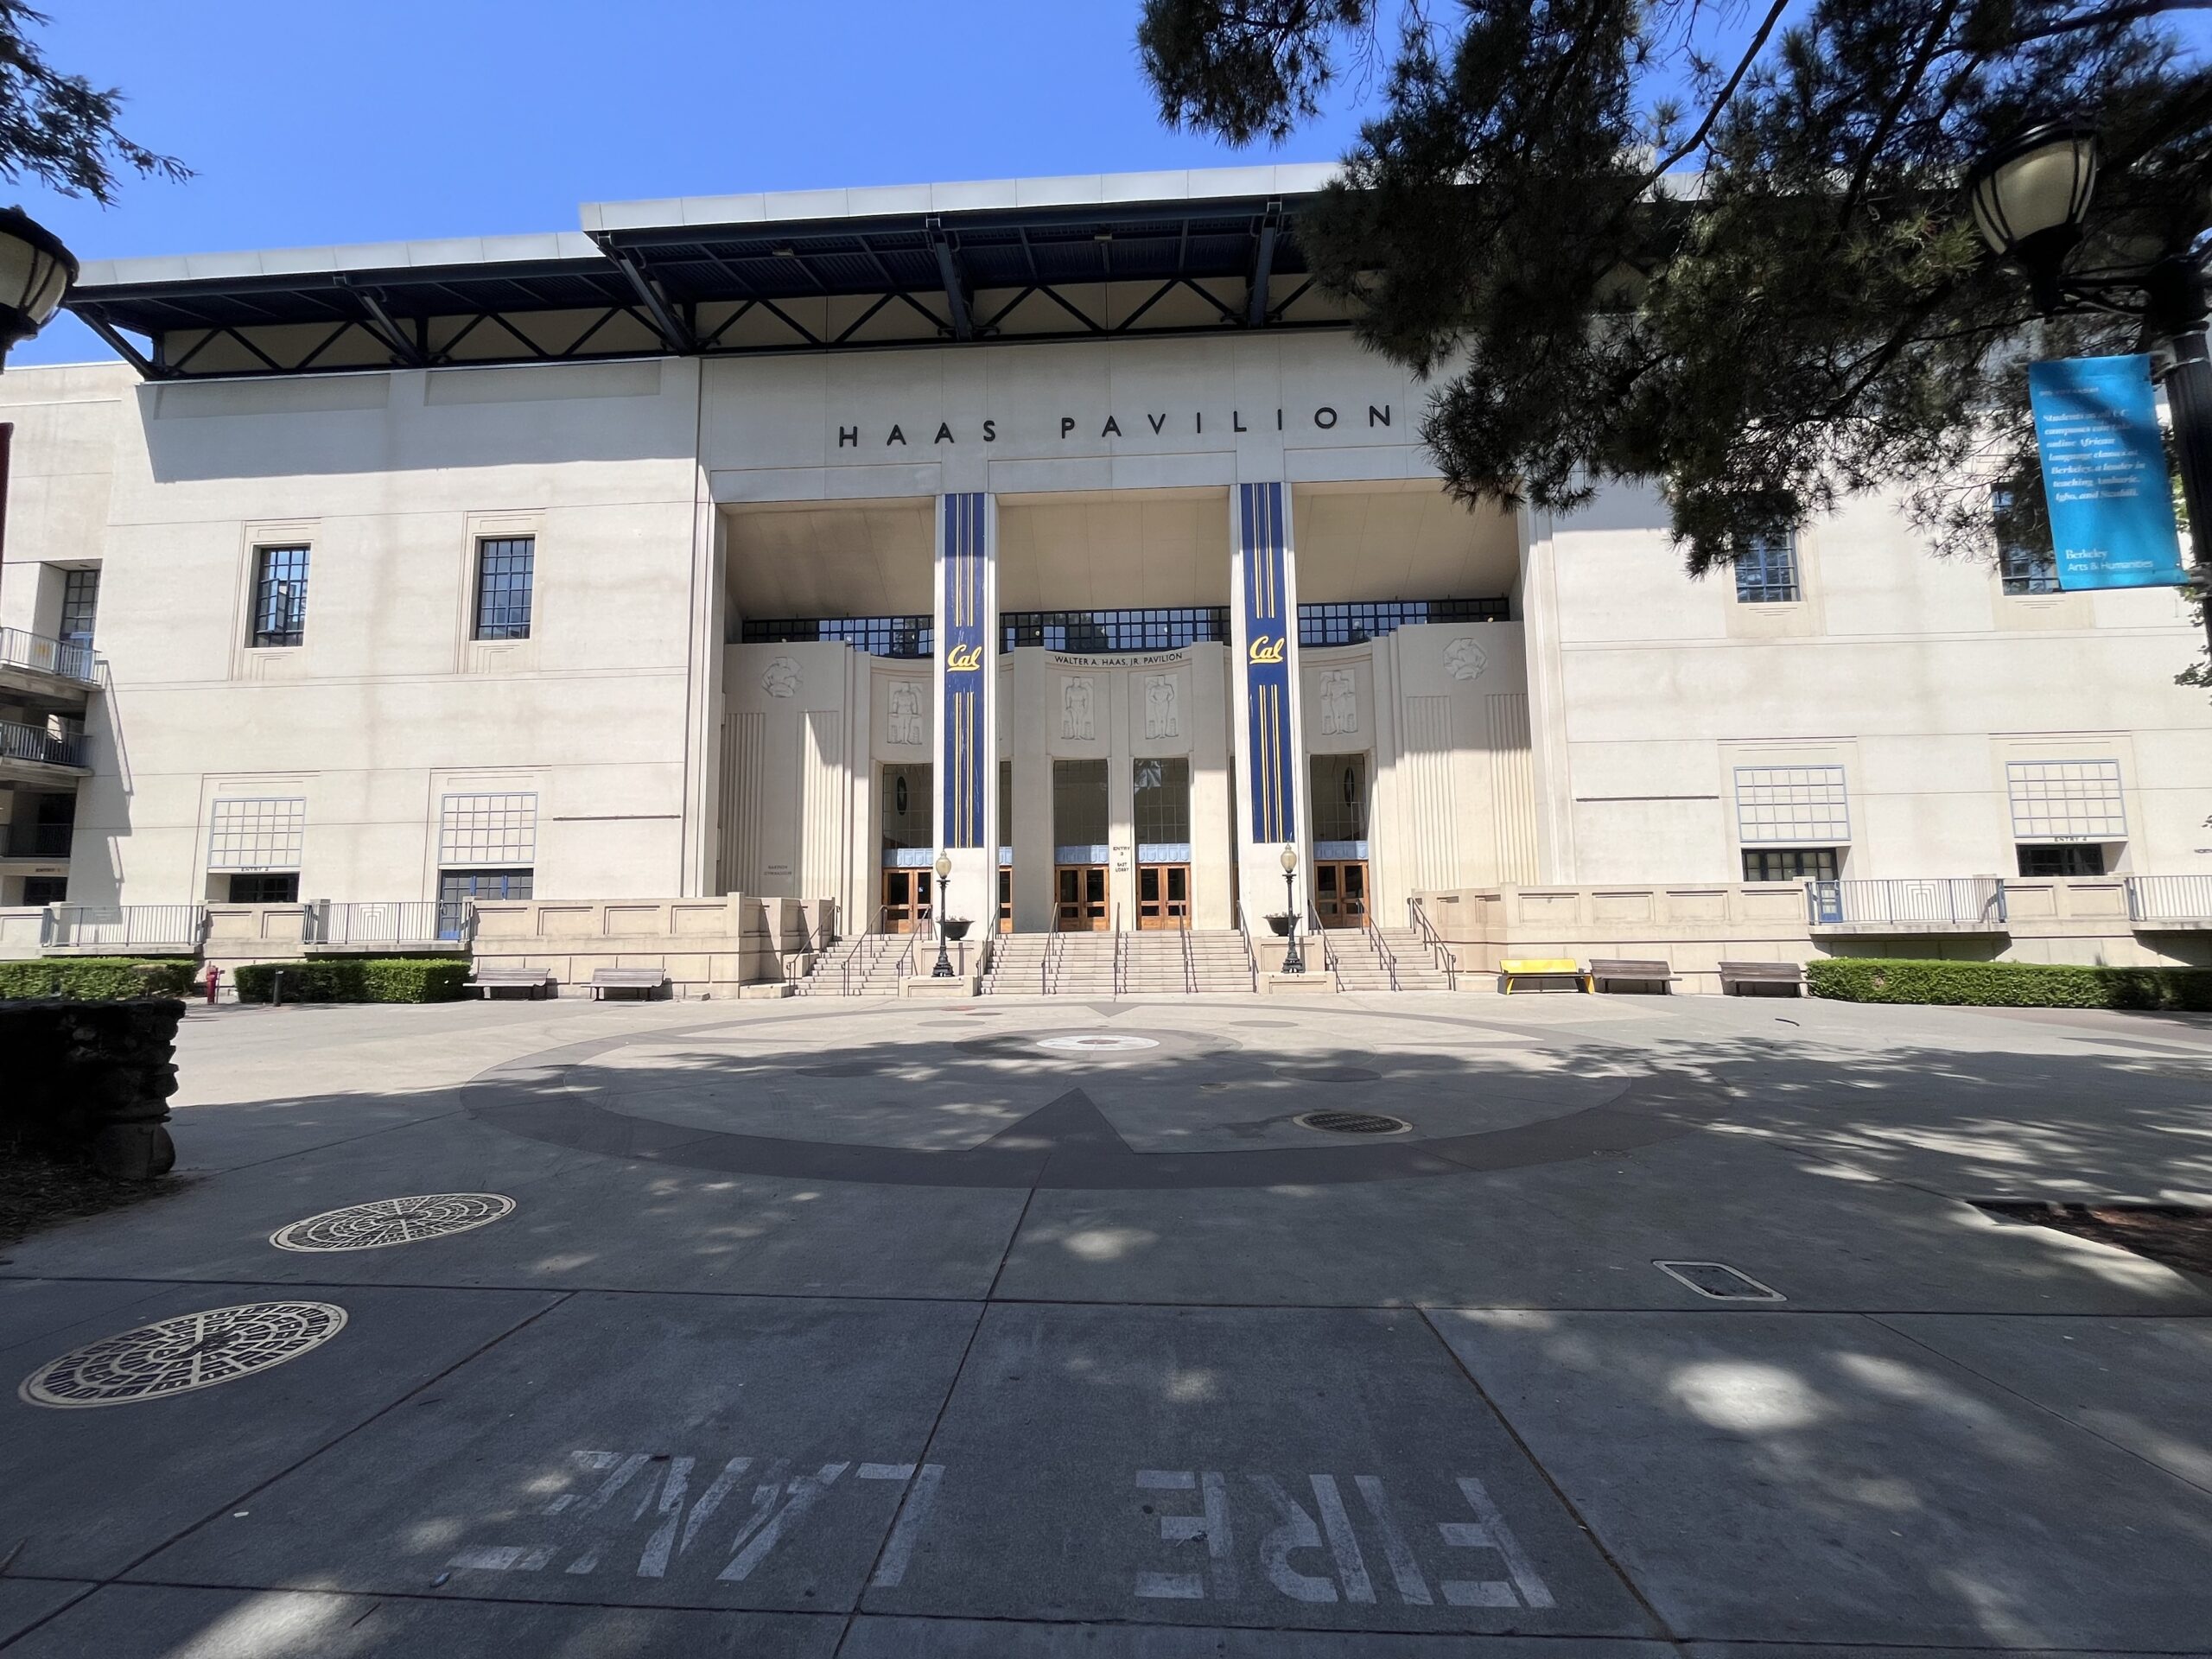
[1654,1260,1785,1301]
[270,1193,515,1252]
[20,1301,348,1408]
[1294,1110,1412,1136]
[1035,1034,1161,1054]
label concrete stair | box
[801,931,918,995]
[983,932,1047,994]
[1330,925,1452,992]
[1045,933,1118,996]
[985,929,1256,995]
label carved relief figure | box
[1318,669,1358,736]
[761,657,802,698]
[1444,637,1488,683]
[887,681,925,746]
[1142,674,1179,739]
[1061,677,1095,741]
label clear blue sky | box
[7,0,1371,366]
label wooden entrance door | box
[1313,861,1368,927]
[1054,866,1109,931]
[1136,865,1190,928]
[998,869,1014,934]
[883,868,931,932]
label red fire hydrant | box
[203,964,220,1005]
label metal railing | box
[3,822,73,858]
[1042,928,1066,993]
[1232,901,1260,992]
[0,719,86,769]
[41,903,206,952]
[1363,915,1401,991]
[2126,874,2212,925]
[1806,877,2008,929]
[0,626,97,683]
[1179,911,1197,993]
[1112,904,1126,997]
[1406,898,1459,990]
[1305,905,1344,989]
[306,900,472,949]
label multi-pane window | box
[58,569,99,645]
[2006,760,2125,841]
[207,797,307,871]
[1734,534,1801,604]
[741,616,932,658]
[1992,489,2059,594]
[2018,843,2107,877]
[998,759,1013,855]
[438,868,533,904]
[1298,598,1509,646]
[251,545,310,647]
[1309,753,1368,842]
[473,537,535,640]
[438,792,537,866]
[1004,609,1229,652]
[1743,848,1839,882]
[1052,759,1109,854]
[1735,766,1849,844]
[880,765,931,852]
[227,872,300,904]
[1133,758,1192,846]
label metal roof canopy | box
[67,166,1342,379]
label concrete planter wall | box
[0,996,182,1178]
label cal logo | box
[945,642,983,671]
[1247,635,1285,665]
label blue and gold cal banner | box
[1239,481,1297,843]
[941,493,988,849]
[2027,354,2190,590]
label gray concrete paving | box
[2,992,2209,1656]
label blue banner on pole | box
[2027,353,2189,590]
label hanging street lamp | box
[0,205,77,365]
[931,850,955,978]
[1279,842,1305,976]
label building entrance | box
[998,869,1013,933]
[1313,861,1368,927]
[1136,865,1190,928]
[882,868,931,931]
[1055,866,1109,931]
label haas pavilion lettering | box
[837,404,1393,447]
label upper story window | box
[207,796,307,873]
[2018,843,2107,877]
[251,546,310,648]
[1733,533,1801,604]
[1743,847,1839,882]
[474,537,535,640]
[2006,760,2125,842]
[58,569,99,645]
[1992,488,2059,594]
[1735,765,1849,845]
[439,791,538,867]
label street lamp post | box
[0,205,77,366]
[1279,842,1304,976]
[931,850,955,978]
[1967,123,2212,655]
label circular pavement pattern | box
[270,1193,516,1253]
[21,1301,348,1409]
[1035,1034,1161,1054]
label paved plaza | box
[3,989,2210,1656]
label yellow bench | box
[1498,957,1593,995]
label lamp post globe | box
[1965,124,2099,313]
[931,850,955,978]
[1278,842,1304,976]
[0,205,77,365]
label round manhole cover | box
[1035,1034,1161,1054]
[21,1301,348,1408]
[270,1193,515,1252]
[1294,1110,1412,1136]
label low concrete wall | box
[202,903,310,982]
[1412,879,2212,995]
[0,906,42,960]
[0,997,181,1178]
[468,894,791,997]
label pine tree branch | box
[1648,0,1789,178]
[2011,0,2212,43]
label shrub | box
[232,957,468,1004]
[0,958,196,1001]
[1808,956,2212,1011]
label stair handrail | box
[1406,897,1459,990]
[1179,907,1196,993]
[1113,904,1126,997]
[1305,904,1343,990]
[1043,927,1066,993]
[893,929,916,984]
[1363,914,1401,992]
[1233,901,1260,992]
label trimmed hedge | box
[1808,956,2212,1011]
[0,957,196,1001]
[232,957,469,1004]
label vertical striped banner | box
[940,492,988,848]
[1239,481,1297,844]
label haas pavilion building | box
[3,164,2210,993]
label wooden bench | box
[1498,957,1592,995]
[1719,960,1806,996]
[588,966,669,1001]
[1589,957,1681,994]
[467,966,556,1001]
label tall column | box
[932,491,998,940]
[1230,481,1309,927]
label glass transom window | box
[207,797,306,872]
[439,792,537,866]
[1733,534,1801,604]
[1735,766,1848,844]
[2007,760,2125,842]
[474,537,535,640]
[251,545,310,647]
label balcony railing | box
[3,822,73,858]
[41,903,207,953]
[1808,877,2008,929]
[305,899,474,950]
[0,719,86,769]
[2126,874,2212,926]
[0,626,97,684]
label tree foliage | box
[1139,0,2212,576]
[0,1,185,205]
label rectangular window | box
[207,797,307,871]
[251,545,310,647]
[58,569,99,645]
[880,764,932,852]
[226,872,300,904]
[22,875,67,905]
[473,536,535,640]
[438,868,534,905]
[1743,848,1839,882]
[998,759,1013,855]
[438,791,537,866]
[1133,758,1192,845]
[1992,489,2059,594]
[2006,760,2125,842]
[2018,843,2107,877]
[1052,759,1109,853]
[1734,534,1801,604]
[1735,766,1849,844]
[1309,753,1369,842]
